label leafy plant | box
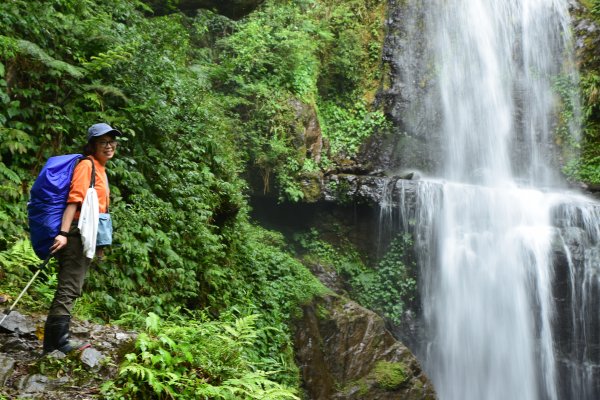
[563,155,600,184]
[210,0,389,201]
[320,100,389,157]
[102,312,301,399]
[566,3,600,184]
[0,239,57,312]
[295,230,417,325]
[0,0,392,396]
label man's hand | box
[50,235,67,254]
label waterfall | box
[383,0,600,399]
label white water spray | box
[386,1,599,399]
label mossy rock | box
[300,172,323,203]
[372,360,408,390]
[339,360,410,397]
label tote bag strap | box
[85,157,96,188]
[85,157,110,212]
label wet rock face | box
[370,0,443,175]
[259,165,422,207]
[293,294,436,400]
[551,203,600,400]
[571,0,600,59]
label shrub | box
[102,312,301,399]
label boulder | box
[293,294,436,400]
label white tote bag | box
[78,187,99,259]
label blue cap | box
[87,123,122,142]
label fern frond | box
[222,371,300,400]
[82,45,135,72]
[0,162,21,184]
[145,312,161,333]
[0,128,34,157]
[13,38,84,78]
[83,84,129,101]
[158,334,176,350]
[0,240,39,271]
[120,364,149,380]
[234,314,260,343]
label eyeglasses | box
[97,140,118,148]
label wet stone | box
[80,347,104,369]
[70,324,90,336]
[2,336,37,352]
[97,341,111,350]
[0,311,36,335]
[0,353,15,385]
[115,332,130,341]
[18,374,69,393]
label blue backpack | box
[28,154,85,259]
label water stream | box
[384,0,600,399]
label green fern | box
[144,312,161,334]
[82,45,134,72]
[0,164,22,203]
[0,240,54,311]
[83,83,129,102]
[0,240,39,272]
[220,314,260,346]
[6,37,85,78]
[0,164,21,187]
[0,128,33,158]
[221,372,300,399]
[103,312,300,399]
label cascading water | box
[381,0,600,399]
[425,1,570,398]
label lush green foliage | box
[320,100,390,157]
[213,0,389,199]
[0,0,336,393]
[566,1,600,184]
[33,345,105,386]
[102,312,301,399]
[0,240,57,313]
[295,229,416,325]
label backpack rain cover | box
[28,154,83,259]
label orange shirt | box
[67,156,110,218]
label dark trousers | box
[48,224,91,316]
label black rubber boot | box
[43,315,89,354]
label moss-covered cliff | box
[569,1,600,189]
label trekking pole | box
[0,254,52,326]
